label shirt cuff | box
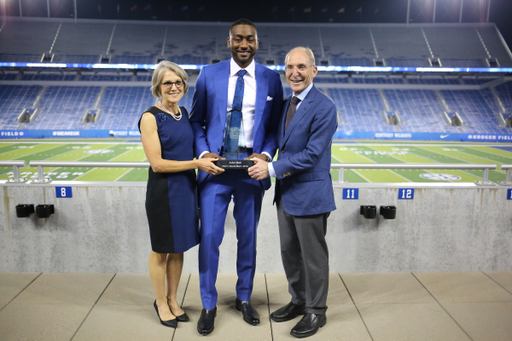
[268,162,276,177]
[198,151,210,159]
[262,152,272,162]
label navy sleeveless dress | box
[139,106,200,253]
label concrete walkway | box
[1,271,512,340]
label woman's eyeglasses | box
[161,81,183,89]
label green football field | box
[1,139,512,183]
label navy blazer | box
[190,60,284,190]
[273,85,338,216]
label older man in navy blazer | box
[249,46,337,339]
[190,19,283,336]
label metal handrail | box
[29,161,150,183]
[0,161,27,182]
[331,163,497,185]
[499,164,512,185]
[1,161,496,185]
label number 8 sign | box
[56,187,72,198]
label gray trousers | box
[276,201,330,315]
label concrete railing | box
[331,163,497,185]
[0,161,27,182]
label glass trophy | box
[216,109,254,170]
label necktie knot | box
[237,69,247,77]
[291,96,300,105]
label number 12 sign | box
[398,188,414,200]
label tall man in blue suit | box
[190,18,283,336]
[249,46,337,339]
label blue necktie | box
[224,69,247,155]
[232,69,247,112]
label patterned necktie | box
[285,96,301,130]
[232,69,247,112]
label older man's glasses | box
[285,65,313,72]
[161,81,183,89]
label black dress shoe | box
[290,313,326,338]
[235,299,260,325]
[197,307,217,336]
[270,302,306,322]
[153,300,178,328]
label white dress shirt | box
[200,59,271,161]
[228,58,256,148]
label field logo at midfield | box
[84,150,114,154]
[420,173,461,181]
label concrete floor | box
[1,271,512,341]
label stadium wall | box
[1,182,511,273]
[3,129,512,142]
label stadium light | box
[1,62,512,73]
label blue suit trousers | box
[198,170,264,309]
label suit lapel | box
[279,95,292,147]
[282,86,318,147]
[214,61,230,130]
[253,64,268,140]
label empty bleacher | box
[440,88,506,134]
[2,18,511,67]
[383,89,454,133]
[0,85,42,129]
[1,17,512,138]
[327,88,395,132]
[27,86,101,130]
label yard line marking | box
[332,152,372,183]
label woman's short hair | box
[150,60,189,98]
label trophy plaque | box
[216,109,254,170]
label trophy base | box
[217,159,254,170]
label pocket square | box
[266,96,273,101]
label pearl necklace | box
[158,101,182,121]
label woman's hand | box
[196,158,225,175]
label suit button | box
[217,148,220,152]
[282,150,285,153]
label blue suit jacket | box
[273,85,338,216]
[190,60,283,190]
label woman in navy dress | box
[139,61,224,328]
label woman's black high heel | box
[153,300,178,328]
[172,310,190,322]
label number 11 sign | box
[343,188,359,200]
